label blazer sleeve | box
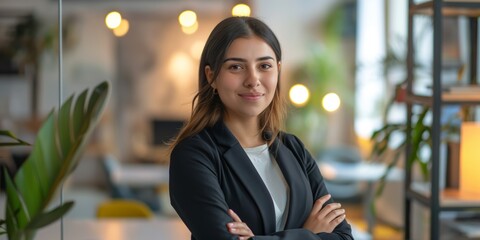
[280,134,354,240]
[170,137,237,240]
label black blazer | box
[169,121,353,240]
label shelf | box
[405,0,480,238]
[409,182,480,210]
[442,91,480,102]
[406,93,480,105]
[411,0,480,17]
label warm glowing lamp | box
[181,21,198,35]
[322,92,341,112]
[113,19,129,37]
[178,10,197,27]
[289,84,309,107]
[459,122,480,194]
[232,4,251,17]
[105,11,122,29]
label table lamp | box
[460,122,480,195]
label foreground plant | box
[0,81,109,240]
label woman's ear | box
[205,65,216,88]
[277,61,282,72]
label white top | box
[244,144,289,231]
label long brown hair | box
[171,17,286,150]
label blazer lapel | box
[210,122,276,233]
[271,138,313,229]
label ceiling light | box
[105,11,122,29]
[232,4,251,17]
[179,10,197,27]
[113,19,129,37]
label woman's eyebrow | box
[223,56,275,63]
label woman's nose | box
[244,69,260,88]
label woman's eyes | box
[227,63,273,71]
[228,64,243,70]
[260,63,272,70]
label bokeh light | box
[232,4,251,17]
[105,11,122,29]
[289,84,310,107]
[113,19,129,37]
[322,92,341,112]
[181,21,198,35]
[178,10,197,27]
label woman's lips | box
[238,93,264,101]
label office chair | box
[101,154,161,212]
[96,199,154,218]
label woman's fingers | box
[318,202,342,220]
[310,194,331,215]
[227,222,251,234]
[228,209,242,222]
[324,207,346,223]
[227,222,254,238]
[227,209,254,238]
[303,195,346,234]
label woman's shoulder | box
[173,129,214,151]
[171,128,218,161]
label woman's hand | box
[226,209,254,240]
[303,194,346,234]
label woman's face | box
[206,36,280,122]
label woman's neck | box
[223,117,264,148]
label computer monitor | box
[151,119,184,146]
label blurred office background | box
[2,0,467,239]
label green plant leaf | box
[58,96,75,158]
[3,168,28,239]
[0,130,30,147]
[4,81,109,238]
[26,201,74,230]
[72,89,88,139]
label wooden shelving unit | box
[405,0,480,239]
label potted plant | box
[369,82,462,213]
[0,81,109,240]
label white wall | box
[254,0,338,76]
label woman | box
[169,16,353,240]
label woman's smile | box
[238,92,265,101]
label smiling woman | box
[168,16,353,240]
[205,36,279,130]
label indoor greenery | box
[0,81,109,240]
[286,3,354,155]
[370,97,431,196]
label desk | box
[111,163,169,187]
[35,218,190,240]
[318,161,403,234]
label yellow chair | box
[96,199,154,219]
